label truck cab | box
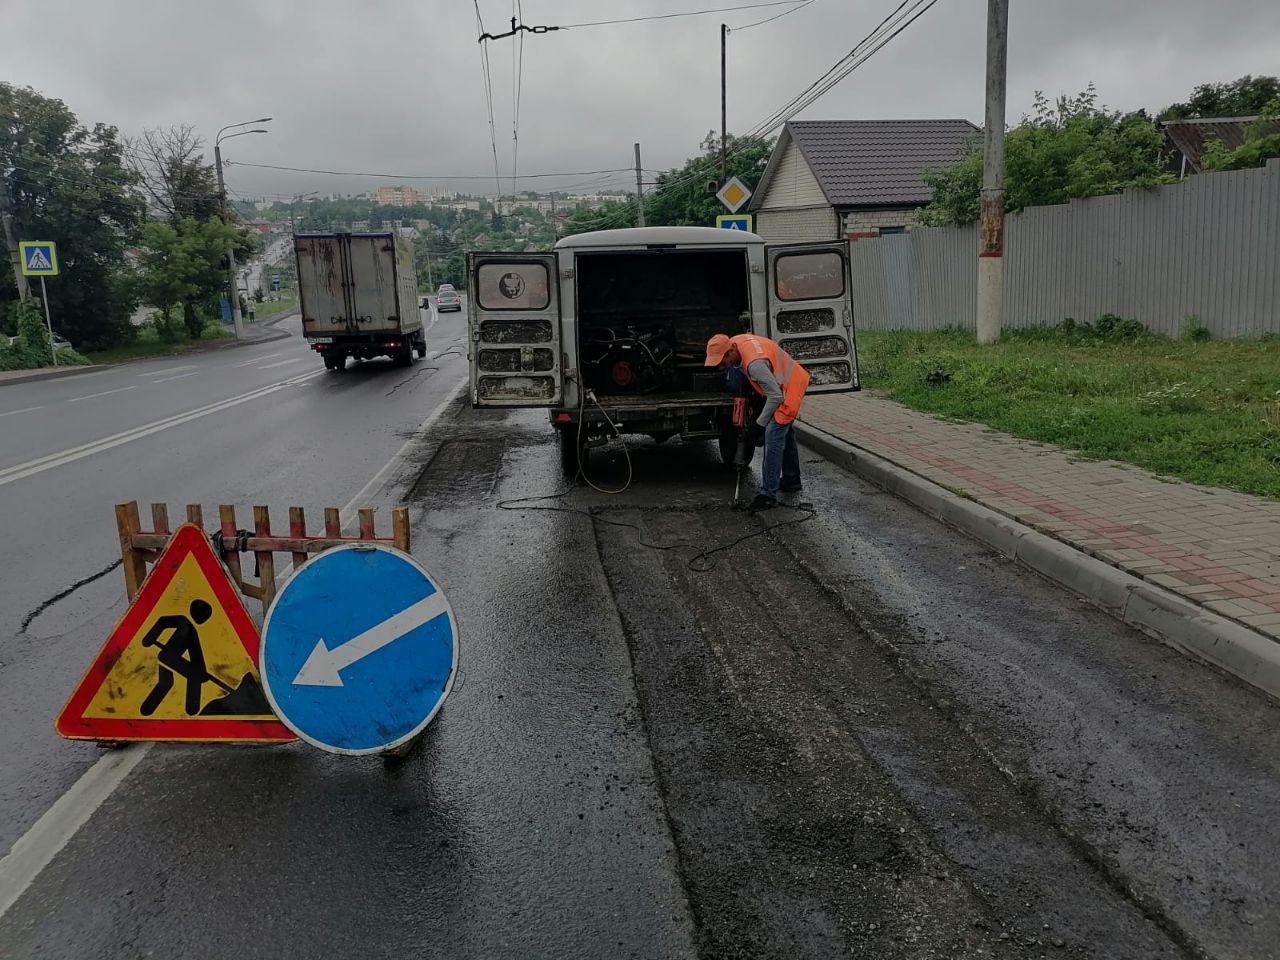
[467,226,859,475]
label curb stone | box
[796,421,1280,702]
[0,323,294,387]
[0,364,118,387]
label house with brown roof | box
[1162,116,1280,176]
[748,119,979,242]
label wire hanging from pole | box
[512,0,525,198]
[474,0,504,202]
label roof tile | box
[784,119,980,207]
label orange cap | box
[704,334,732,366]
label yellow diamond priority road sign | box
[716,177,752,214]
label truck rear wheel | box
[394,345,413,367]
[559,427,588,479]
[324,351,345,372]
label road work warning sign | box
[56,524,295,742]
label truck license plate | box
[308,337,334,344]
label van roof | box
[554,225,764,249]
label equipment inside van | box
[467,226,860,476]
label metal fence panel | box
[848,159,1280,337]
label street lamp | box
[214,117,272,339]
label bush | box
[1088,313,1147,341]
[1182,315,1211,342]
[916,354,957,386]
[0,300,91,370]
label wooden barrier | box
[115,501,411,616]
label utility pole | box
[213,142,244,340]
[976,0,1008,345]
[634,142,646,227]
[214,118,271,340]
[1,175,30,302]
[721,23,729,181]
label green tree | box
[1201,102,1280,171]
[920,87,1172,226]
[648,134,774,227]
[137,216,239,339]
[562,134,775,237]
[1158,74,1280,121]
[0,83,143,348]
[126,125,222,221]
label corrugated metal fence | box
[849,158,1280,337]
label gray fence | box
[849,158,1280,337]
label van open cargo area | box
[576,249,749,399]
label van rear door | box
[765,242,860,392]
[467,253,562,406]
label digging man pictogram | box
[139,599,230,715]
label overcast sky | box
[3,0,1278,200]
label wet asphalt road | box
[4,371,1280,958]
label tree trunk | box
[183,300,201,339]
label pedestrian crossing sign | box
[716,214,754,232]
[19,241,58,276]
[55,524,295,742]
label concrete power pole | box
[721,23,729,181]
[976,0,1008,345]
[634,142,647,228]
[1,175,31,302]
[214,142,245,340]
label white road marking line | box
[138,364,196,378]
[232,352,282,367]
[257,357,306,370]
[66,385,137,403]
[0,405,45,418]
[152,371,200,384]
[0,375,466,920]
[0,743,152,919]
[0,369,323,488]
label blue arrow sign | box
[261,544,459,755]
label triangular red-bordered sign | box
[56,524,295,742]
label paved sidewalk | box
[803,393,1280,642]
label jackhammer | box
[730,395,760,509]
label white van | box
[467,226,860,475]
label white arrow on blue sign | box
[261,544,459,755]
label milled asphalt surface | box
[4,359,1280,958]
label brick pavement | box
[803,393,1280,641]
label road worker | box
[705,333,810,511]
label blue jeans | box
[760,419,801,498]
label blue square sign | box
[19,241,58,276]
[716,215,753,233]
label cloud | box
[3,0,1277,197]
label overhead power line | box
[512,0,526,196]
[731,0,819,31]
[571,0,942,233]
[474,1,505,199]
[223,160,633,181]
[557,0,807,29]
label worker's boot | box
[749,494,778,511]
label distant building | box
[351,220,370,232]
[375,185,423,207]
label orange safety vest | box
[729,334,810,424]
